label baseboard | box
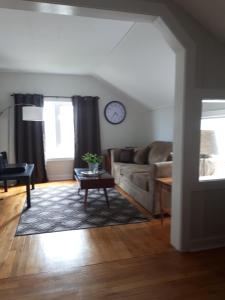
[47,174,73,181]
[190,235,225,251]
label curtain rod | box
[11,94,72,99]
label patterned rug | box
[16,186,149,236]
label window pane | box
[199,99,225,180]
[43,99,74,159]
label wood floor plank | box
[1,181,225,299]
[0,181,170,279]
[1,250,225,300]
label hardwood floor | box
[0,181,225,299]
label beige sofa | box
[111,141,173,215]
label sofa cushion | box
[119,163,152,178]
[113,162,152,179]
[148,141,172,164]
[133,146,150,164]
[130,172,151,191]
[119,149,134,163]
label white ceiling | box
[174,0,225,43]
[95,22,175,109]
[0,8,176,109]
[0,8,133,74]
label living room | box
[0,0,175,274]
[1,0,225,299]
[0,6,176,221]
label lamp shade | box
[22,106,43,121]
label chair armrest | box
[110,149,122,164]
[154,161,173,178]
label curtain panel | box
[72,96,101,168]
[14,93,47,183]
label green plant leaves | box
[82,152,103,163]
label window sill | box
[46,158,74,162]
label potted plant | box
[82,152,103,173]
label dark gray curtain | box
[14,94,47,183]
[72,96,101,168]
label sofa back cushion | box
[119,149,134,163]
[148,141,172,164]
[133,146,150,164]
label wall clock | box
[104,101,126,125]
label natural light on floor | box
[43,98,74,160]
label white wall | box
[0,72,151,180]
[149,106,174,142]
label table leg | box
[159,185,164,226]
[103,188,110,208]
[31,177,35,190]
[4,180,8,192]
[84,189,88,208]
[26,178,31,208]
[31,165,35,190]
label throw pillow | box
[133,146,150,164]
[119,149,134,163]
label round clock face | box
[104,101,126,124]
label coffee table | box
[74,168,115,208]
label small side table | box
[155,177,172,225]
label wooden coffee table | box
[74,168,115,208]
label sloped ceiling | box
[173,0,225,43]
[0,8,133,74]
[0,8,175,109]
[95,22,175,109]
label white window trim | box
[44,97,74,160]
[46,157,74,162]
[202,109,225,119]
[44,97,72,103]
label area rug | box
[16,186,149,236]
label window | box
[199,99,225,180]
[43,98,74,160]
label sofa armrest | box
[110,149,122,164]
[154,161,173,178]
[145,161,172,214]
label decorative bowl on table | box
[81,170,105,177]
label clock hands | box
[112,111,119,121]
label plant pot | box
[88,162,99,173]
